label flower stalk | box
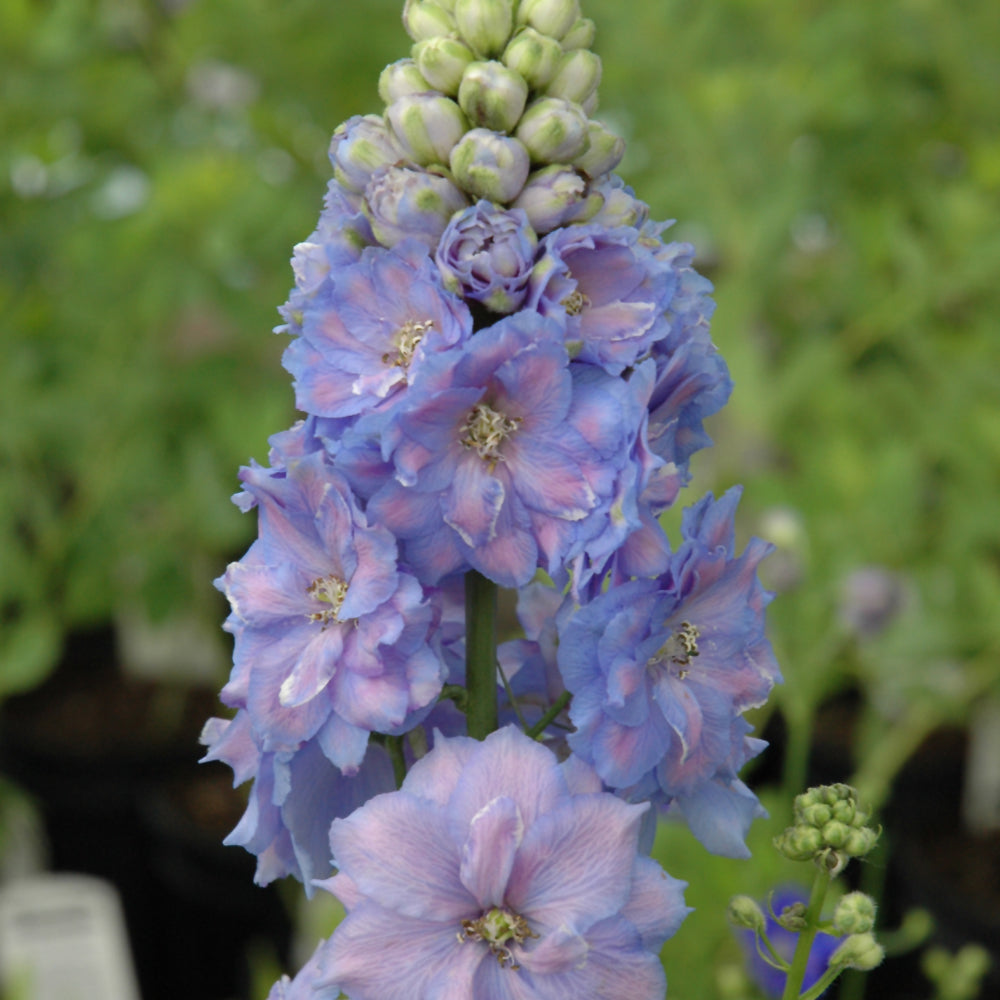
[465,569,499,739]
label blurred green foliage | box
[2,0,999,993]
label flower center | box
[460,403,521,469]
[382,318,434,370]
[647,621,701,679]
[458,907,537,970]
[306,574,349,627]
[560,289,591,316]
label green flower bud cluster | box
[832,891,877,935]
[389,0,624,220]
[774,784,880,873]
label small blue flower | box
[217,449,445,769]
[283,238,472,419]
[557,488,781,856]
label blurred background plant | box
[1,1,998,998]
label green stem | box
[385,735,407,790]
[465,570,499,740]
[526,691,572,740]
[782,867,833,1000]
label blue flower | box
[309,726,690,1000]
[282,239,472,419]
[216,449,444,770]
[367,311,633,587]
[528,222,676,375]
[557,488,781,856]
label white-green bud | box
[560,17,596,50]
[512,163,590,233]
[517,0,580,41]
[573,120,624,177]
[775,901,809,933]
[502,27,562,90]
[450,128,530,202]
[454,0,514,58]
[545,49,602,106]
[458,60,528,133]
[830,932,885,972]
[386,94,469,166]
[402,0,456,41]
[800,802,832,827]
[378,59,434,104]
[844,826,880,857]
[330,115,406,194]
[413,36,476,95]
[432,0,457,9]
[727,896,766,933]
[832,892,877,935]
[581,92,599,116]
[515,96,589,163]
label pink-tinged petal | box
[504,438,595,519]
[588,714,670,789]
[402,732,479,805]
[329,792,473,920]
[506,795,647,932]
[222,561,309,626]
[279,629,341,708]
[622,856,691,950]
[558,754,603,796]
[316,712,370,773]
[199,712,259,787]
[459,796,523,909]
[331,666,410,732]
[315,871,362,911]
[446,727,567,837]
[317,902,481,1000]
[442,457,505,548]
[515,925,589,975]
[472,960,536,1000]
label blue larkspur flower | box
[307,726,690,1000]
[282,238,473,419]
[216,449,444,770]
[366,311,635,587]
[557,487,781,856]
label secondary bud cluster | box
[774,784,880,874]
[370,0,624,236]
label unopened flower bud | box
[517,0,580,40]
[458,60,528,133]
[830,932,884,972]
[502,27,563,89]
[403,0,456,41]
[515,97,589,163]
[800,802,832,828]
[545,49,602,106]
[581,92,599,116]
[774,901,809,933]
[774,824,824,862]
[378,59,434,104]
[454,0,514,58]
[511,164,591,233]
[833,892,877,935]
[450,128,530,202]
[560,17,596,50]
[727,896,766,933]
[587,176,649,228]
[364,164,468,249]
[330,115,406,194]
[822,820,851,849]
[831,798,856,825]
[413,36,476,95]
[844,826,880,857]
[386,93,469,166]
[573,119,625,177]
